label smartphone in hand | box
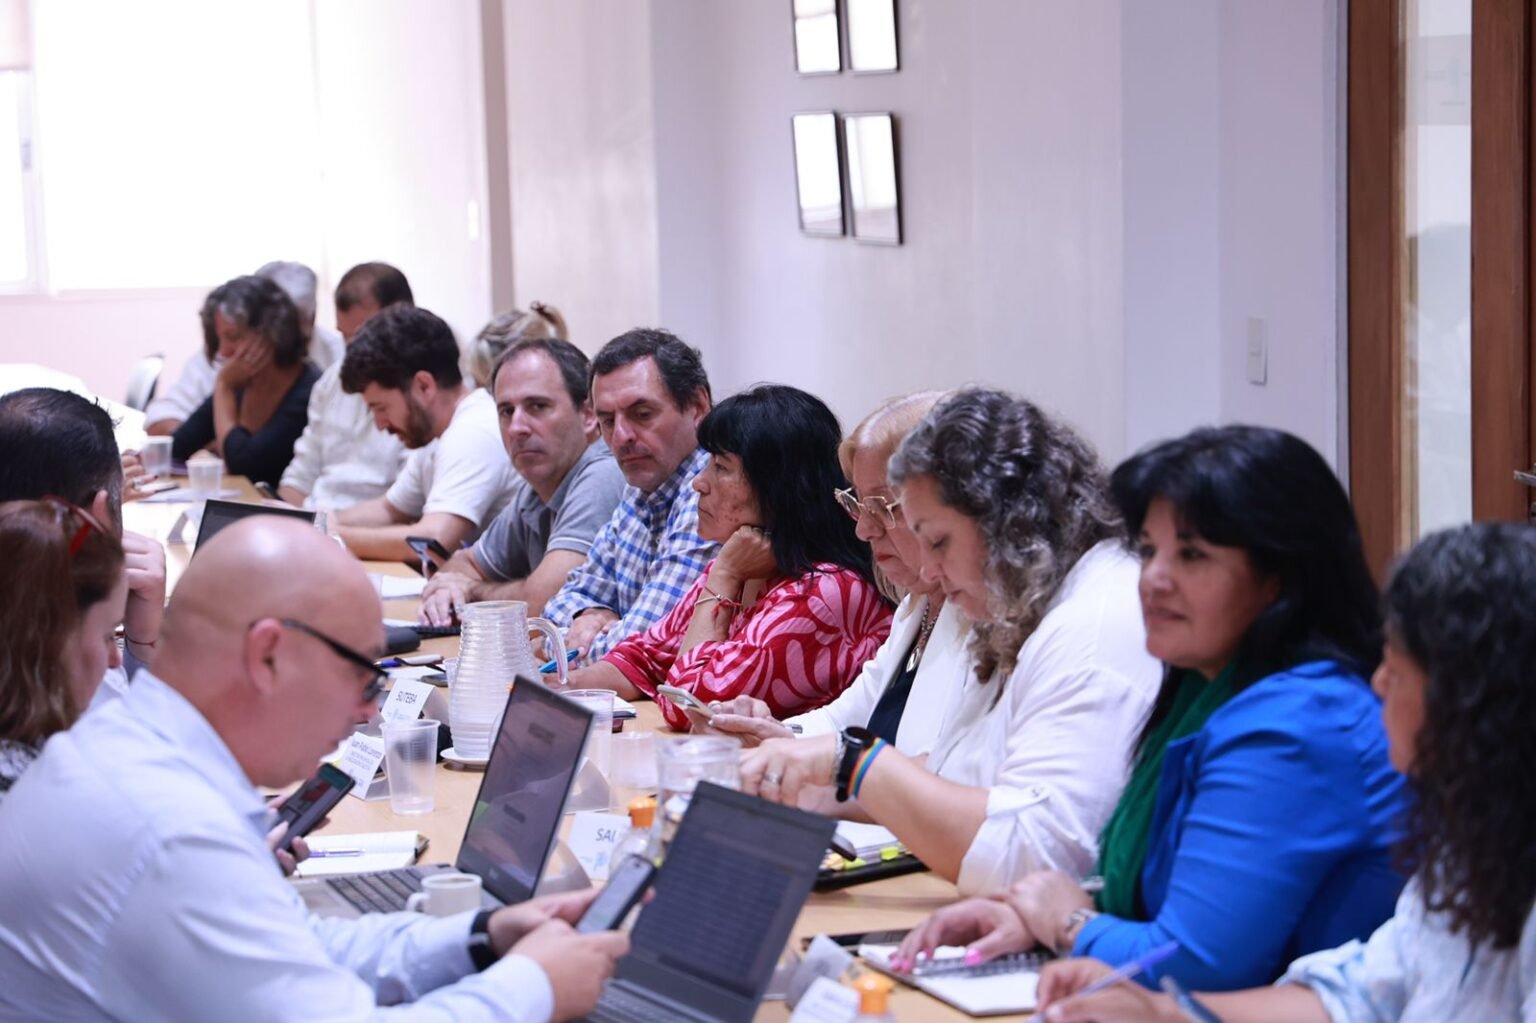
[275,763,355,852]
[575,855,656,933]
[656,684,714,721]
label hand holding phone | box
[656,684,714,721]
[405,535,452,578]
[275,763,355,852]
[575,854,655,933]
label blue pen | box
[1028,941,1180,1023]
[539,648,579,673]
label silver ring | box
[763,770,783,786]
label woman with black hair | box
[895,425,1410,993]
[1033,521,1536,1022]
[561,384,893,729]
[172,275,320,488]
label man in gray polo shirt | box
[418,338,625,624]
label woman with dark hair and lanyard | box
[1035,521,1536,1022]
[897,425,1410,993]
[558,384,893,728]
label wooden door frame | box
[1348,0,1534,580]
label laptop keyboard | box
[584,985,692,1023]
[325,868,426,914]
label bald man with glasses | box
[0,517,625,1022]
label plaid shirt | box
[543,448,718,663]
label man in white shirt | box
[0,517,627,1022]
[418,338,626,624]
[277,268,414,511]
[333,306,518,561]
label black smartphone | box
[405,535,452,577]
[800,928,911,951]
[275,763,355,852]
[575,854,656,933]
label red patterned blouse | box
[602,560,894,731]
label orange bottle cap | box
[627,796,657,829]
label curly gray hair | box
[888,388,1120,683]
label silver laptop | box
[582,783,836,1023]
[293,677,593,918]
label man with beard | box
[416,338,625,624]
[334,306,517,560]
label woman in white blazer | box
[740,389,1161,895]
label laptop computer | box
[293,677,594,918]
[583,783,836,1023]
[194,498,315,552]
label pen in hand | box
[306,849,364,858]
[1030,941,1180,1023]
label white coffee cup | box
[405,872,483,916]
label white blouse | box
[1282,880,1536,1022]
[788,593,968,756]
[926,540,1162,895]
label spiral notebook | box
[858,944,1050,1016]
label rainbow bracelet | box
[850,738,888,799]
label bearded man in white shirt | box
[332,306,518,561]
[0,516,626,1022]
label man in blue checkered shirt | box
[542,329,720,664]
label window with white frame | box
[0,71,36,290]
[30,0,325,291]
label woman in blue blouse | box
[1036,522,1536,1022]
[896,425,1411,992]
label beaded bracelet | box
[850,738,887,800]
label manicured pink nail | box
[964,948,984,966]
[891,956,909,971]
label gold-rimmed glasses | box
[833,486,903,529]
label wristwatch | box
[1057,907,1099,956]
[467,909,497,972]
[834,726,877,802]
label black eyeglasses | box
[274,618,388,703]
[833,486,903,529]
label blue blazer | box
[1074,660,1412,991]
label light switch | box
[1246,317,1267,385]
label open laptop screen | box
[454,679,593,905]
[194,499,316,553]
[618,784,835,1015]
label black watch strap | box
[467,909,497,972]
[835,727,876,802]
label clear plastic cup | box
[187,457,224,497]
[655,735,740,849]
[382,718,440,815]
[610,731,659,809]
[140,436,172,477]
[565,689,614,782]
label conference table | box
[123,480,1024,1022]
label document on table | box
[858,944,1044,1016]
[378,575,428,600]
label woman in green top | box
[895,425,1410,992]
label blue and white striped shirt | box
[542,448,718,663]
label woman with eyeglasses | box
[558,385,893,729]
[1030,522,1536,1023]
[697,391,967,756]
[0,499,126,802]
[741,389,1161,894]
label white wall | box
[502,0,661,353]
[0,0,491,400]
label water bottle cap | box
[854,973,891,1014]
[627,796,657,828]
